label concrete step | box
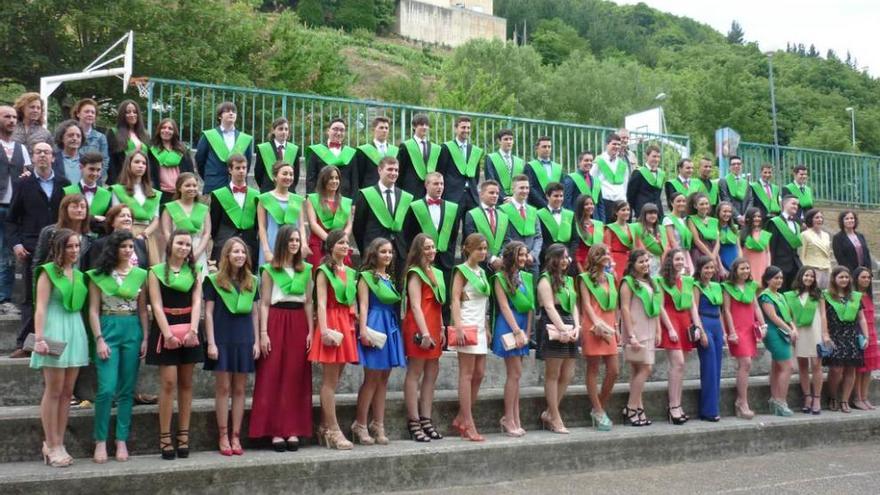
[0,375,868,464]
[0,344,779,406]
[2,402,879,494]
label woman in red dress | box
[603,200,632,281]
[722,257,766,419]
[308,229,359,450]
[854,267,878,409]
[402,234,445,442]
[305,166,353,267]
[574,194,604,273]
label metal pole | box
[767,53,780,167]
[847,107,856,149]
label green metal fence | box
[138,78,691,175]
[738,141,880,207]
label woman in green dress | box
[759,265,797,416]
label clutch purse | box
[364,327,388,349]
[547,323,575,341]
[857,334,868,350]
[816,341,834,358]
[23,333,67,357]
[624,343,648,363]
[687,324,701,343]
[501,332,518,351]
[324,328,344,346]
[448,325,478,346]
[752,323,765,341]
[157,324,196,353]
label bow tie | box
[426,198,442,206]
[232,185,248,194]
[551,209,562,215]
[328,142,342,150]
[82,185,98,194]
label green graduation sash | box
[750,182,781,214]
[444,141,483,178]
[259,192,304,225]
[357,143,399,166]
[595,156,627,185]
[203,129,252,163]
[698,281,723,306]
[784,290,818,327]
[580,272,618,311]
[150,146,184,168]
[456,263,490,296]
[541,273,576,313]
[207,273,258,314]
[719,225,739,245]
[537,208,574,243]
[743,230,772,252]
[36,263,88,312]
[360,271,401,304]
[318,264,357,305]
[695,178,720,204]
[308,193,352,231]
[770,216,802,248]
[527,159,563,193]
[576,219,604,247]
[499,202,538,237]
[307,143,357,168]
[256,142,299,182]
[689,215,720,241]
[567,171,601,202]
[261,262,311,296]
[150,263,196,293]
[63,183,111,216]
[785,183,813,209]
[487,152,525,195]
[402,139,441,181]
[657,275,696,311]
[87,267,148,300]
[638,167,665,189]
[111,184,160,222]
[823,291,862,323]
[665,215,693,249]
[667,178,701,197]
[623,275,662,317]
[761,289,793,323]
[725,174,748,201]
[494,272,535,313]
[407,266,447,304]
[629,222,667,256]
[607,222,634,249]
[722,281,758,304]
[409,199,458,252]
[360,187,412,232]
[468,207,508,256]
[212,186,258,230]
[165,201,209,234]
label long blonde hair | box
[214,238,254,292]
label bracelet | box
[95,335,104,341]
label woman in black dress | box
[823,266,870,413]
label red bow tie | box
[426,198,442,206]
[328,142,342,150]
[82,185,98,194]
[232,185,248,194]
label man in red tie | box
[499,174,542,276]
[746,163,781,223]
[305,117,358,197]
[210,154,259,266]
[664,158,698,210]
[462,180,509,275]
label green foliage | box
[296,0,325,26]
[332,0,377,32]
[530,19,589,65]
[726,21,744,45]
[376,73,429,106]
[373,0,398,35]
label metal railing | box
[137,78,691,175]
[738,141,880,207]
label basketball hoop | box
[131,77,153,99]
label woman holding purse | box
[785,266,828,415]
[449,233,491,442]
[145,230,203,460]
[823,266,869,413]
[759,265,797,416]
[578,244,619,431]
[308,229,359,450]
[693,256,724,421]
[536,243,580,434]
[352,237,406,446]
[491,241,534,437]
[722,257,766,419]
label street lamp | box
[766,51,780,168]
[654,93,668,134]
[845,106,856,150]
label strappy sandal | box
[621,406,645,426]
[420,416,443,440]
[667,405,687,425]
[637,408,653,426]
[407,419,430,442]
[840,400,851,413]
[829,398,839,412]
[176,429,189,458]
[160,432,175,460]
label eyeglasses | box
[33,149,53,155]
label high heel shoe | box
[324,428,354,450]
[540,413,569,434]
[811,395,822,415]
[637,408,652,426]
[176,429,190,458]
[621,406,645,427]
[47,446,72,468]
[286,436,300,452]
[351,421,375,445]
[590,410,612,431]
[461,422,486,441]
[667,405,687,425]
[734,400,755,420]
[231,431,244,455]
[500,417,524,437]
[802,394,813,414]
[218,426,232,456]
[407,419,430,442]
[315,425,328,447]
[419,416,443,440]
[160,432,176,460]
[41,442,50,465]
[368,421,389,445]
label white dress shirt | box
[589,151,628,201]
[426,196,441,229]
[221,127,236,151]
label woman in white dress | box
[449,233,490,441]
[786,266,830,414]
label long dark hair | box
[828,266,853,299]
[761,265,783,290]
[271,225,305,272]
[726,257,753,284]
[360,237,393,275]
[853,266,872,297]
[95,230,135,275]
[791,266,822,300]
[660,248,686,285]
[693,255,715,285]
[49,228,79,269]
[114,99,148,150]
[117,150,157,198]
[740,207,763,244]
[624,248,651,281]
[542,243,569,293]
[150,117,187,154]
[404,233,436,287]
[163,229,196,285]
[637,202,660,235]
[500,241,527,293]
[321,229,349,272]
[574,193,594,228]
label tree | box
[332,0,377,32]
[808,44,819,57]
[726,21,745,45]
[296,0,325,26]
[826,49,839,62]
[530,18,589,65]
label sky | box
[614,0,878,76]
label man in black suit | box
[305,117,358,197]
[745,163,781,222]
[484,128,525,201]
[438,116,482,214]
[356,116,398,193]
[397,113,441,199]
[353,156,412,278]
[210,154,259,267]
[718,155,751,226]
[7,141,69,353]
[626,145,664,219]
[404,171,460,278]
[462,180,510,275]
[524,136,563,209]
[767,195,803,290]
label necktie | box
[519,205,526,219]
[378,143,386,155]
[232,185,248,194]
[421,140,428,161]
[764,182,772,199]
[487,207,496,233]
[426,198,442,206]
[800,185,805,194]
[684,179,690,188]
[82,185,97,194]
[385,188,394,215]
[504,154,512,175]
[276,145,284,160]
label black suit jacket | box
[438,142,480,209]
[253,143,300,193]
[397,140,439,199]
[6,173,70,252]
[832,231,873,273]
[767,218,803,274]
[353,185,410,266]
[626,170,664,219]
[209,186,259,267]
[718,177,752,221]
[305,148,358,199]
[403,199,461,273]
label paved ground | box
[394,443,880,495]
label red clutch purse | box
[448,325,478,346]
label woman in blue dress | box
[257,162,308,266]
[491,241,534,437]
[352,237,406,446]
[716,202,741,277]
[693,255,724,421]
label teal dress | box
[29,286,89,369]
[760,293,793,361]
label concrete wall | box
[396,0,507,47]
[417,0,495,13]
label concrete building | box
[396,0,507,47]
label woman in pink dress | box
[603,200,632,282]
[722,257,766,420]
[740,208,771,283]
[854,267,878,410]
[305,166,353,267]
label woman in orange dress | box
[402,234,445,442]
[603,200,633,281]
[305,166,353,267]
[578,244,619,431]
[308,229,359,450]
[740,208,771,283]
